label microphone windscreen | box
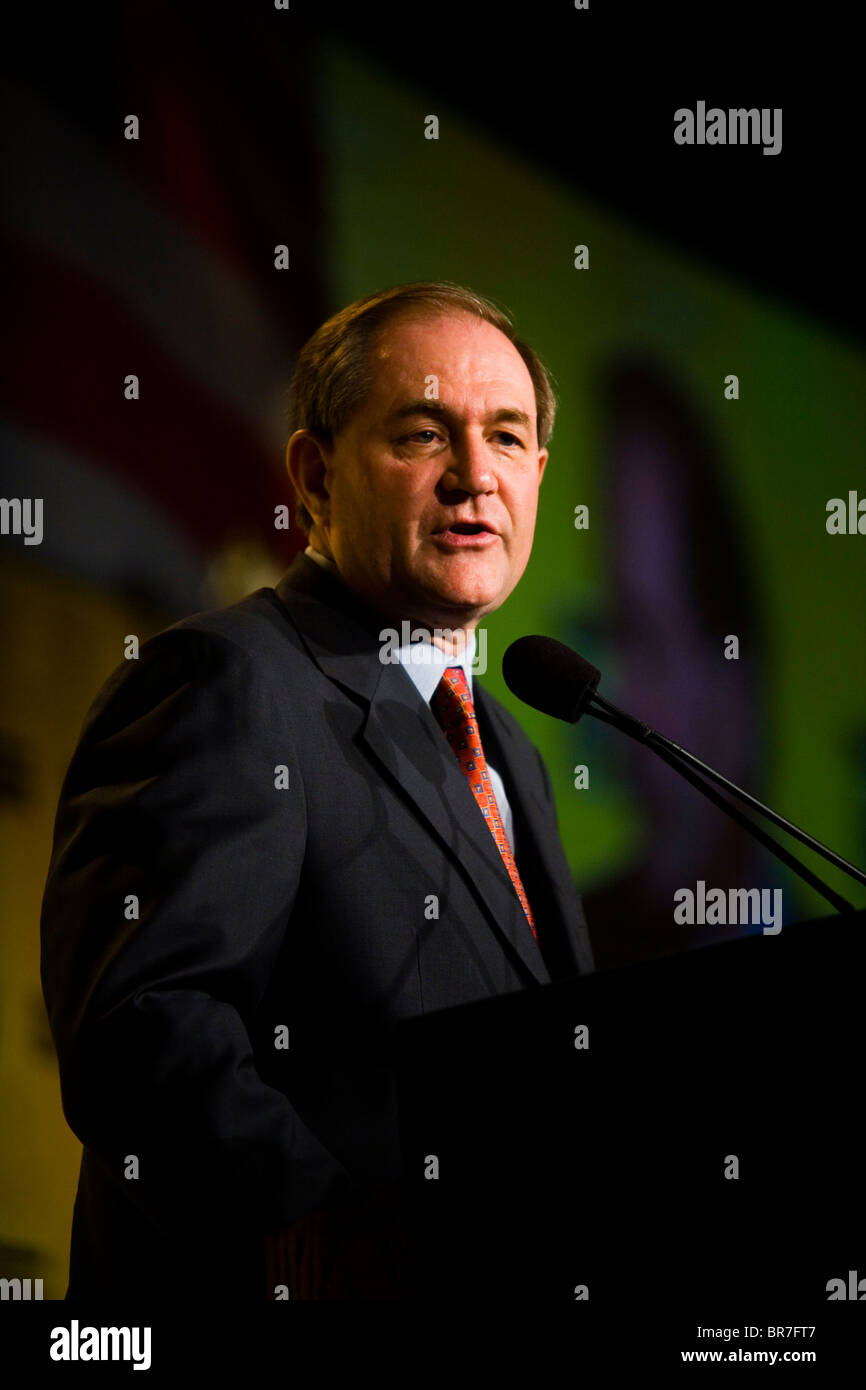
[502,635,601,723]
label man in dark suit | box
[40,281,594,1301]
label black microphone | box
[502,636,602,724]
[503,635,866,912]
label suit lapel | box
[273,556,550,985]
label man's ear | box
[537,447,548,485]
[286,430,332,527]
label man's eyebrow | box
[387,400,533,431]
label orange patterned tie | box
[431,666,537,939]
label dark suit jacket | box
[40,552,593,1300]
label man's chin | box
[405,578,509,627]
[430,551,508,594]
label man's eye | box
[404,430,523,446]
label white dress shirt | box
[303,545,516,852]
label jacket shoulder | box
[76,586,314,744]
[164,585,300,661]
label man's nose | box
[439,434,497,494]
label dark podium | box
[393,910,864,1306]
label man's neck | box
[303,543,480,657]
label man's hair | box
[286,280,558,535]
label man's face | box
[299,312,547,630]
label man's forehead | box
[368,312,535,402]
[375,310,513,358]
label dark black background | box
[3,1,861,347]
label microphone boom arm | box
[587,691,864,910]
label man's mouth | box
[432,522,499,547]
